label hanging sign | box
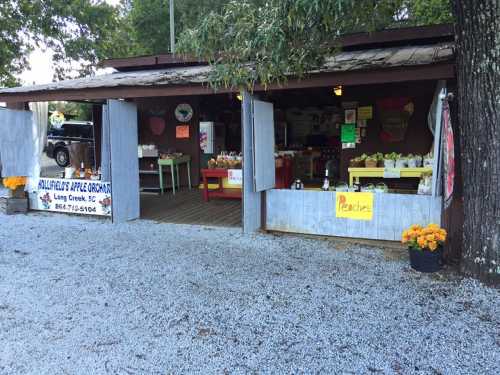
[29,177,112,216]
[341,123,356,143]
[176,125,190,139]
[357,106,373,120]
[227,169,243,185]
[443,103,454,208]
[175,103,193,122]
[335,192,374,221]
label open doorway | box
[137,93,243,227]
[41,101,100,180]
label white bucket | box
[64,167,75,179]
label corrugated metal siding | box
[266,190,442,241]
[0,108,34,177]
[253,99,276,192]
[108,100,140,222]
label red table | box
[201,169,242,202]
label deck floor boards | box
[140,189,242,227]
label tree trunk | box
[453,0,500,284]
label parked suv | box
[46,120,95,167]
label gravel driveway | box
[0,212,498,375]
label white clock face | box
[175,103,193,122]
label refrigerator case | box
[200,121,214,154]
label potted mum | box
[402,224,447,272]
[1,177,28,214]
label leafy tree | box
[178,0,499,284]
[453,0,499,284]
[177,0,452,89]
[48,102,93,121]
[0,0,121,87]
[114,0,266,57]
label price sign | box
[383,168,401,178]
[335,192,374,221]
[227,169,242,186]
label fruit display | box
[350,153,424,168]
[208,151,243,169]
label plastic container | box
[395,159,408,168]
[384,159,395,169]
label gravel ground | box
[0,212,499,375]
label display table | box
[348,167,432,187]
[158,155,192,195]
[201,168,242,202]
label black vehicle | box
[46,120,94,167]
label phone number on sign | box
[54,203,97,214]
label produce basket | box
[365,159,378,168]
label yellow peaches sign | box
[335,192,374,221]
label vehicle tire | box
[54,147,70,167]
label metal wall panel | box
[242,91,261,233]
[252,99,275,192]
[101,105,111,182]
[266,190,442,241]
[107,100,140,222]
[0,108,34,177]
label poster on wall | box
[377,97,414,142]
[335,192,374,221]
[344,109,357,124]
[341,123,356,143]
[357,106,373,120]
[176,125,190,139]
[29,178,112,217]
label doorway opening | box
[137,93,243,227]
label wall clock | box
[175,103,193,122]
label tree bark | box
[453,0,500,284]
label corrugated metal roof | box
[0,43,453,96]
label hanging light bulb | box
[333,85,343,96]
[236,94,243,101]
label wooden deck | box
[140,189,242,227]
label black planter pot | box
[408,247,443,273]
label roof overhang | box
[0,43,455,103]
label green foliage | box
[177,0,453,90]
[0,0,121,87]
[113,0,257,57]
[405,0,453,25]
[48,102,93,121]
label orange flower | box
[428,241,438,251]
[2,177,27,190]
[403,223,446,250]
[417,236,427,249]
